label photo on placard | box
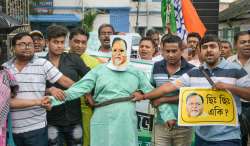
[178,87,238,126]
[106,35,132,71]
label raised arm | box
[214,82,250,101]
[214,69,250,101]
[10,96,50,109]
[151,95,179,107]
[57,75,75,88]
[51,69,98,106]
[134,73,189,101]
[144,82,178,100]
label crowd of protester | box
[0,23,250,146]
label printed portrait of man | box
[107,35,132,71]
[111,37,128,67]
[186,92,204,117]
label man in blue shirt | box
[151,35,194,146]
[134,34,250,146]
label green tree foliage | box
[81,9,98,32]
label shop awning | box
[29,14,81,22]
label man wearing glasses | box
[2,32,74,146]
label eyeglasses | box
[15,43,34,49]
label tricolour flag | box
[161,0,176,33]
[182,0,206,37]
[161,0,206,40]
[173,0,188,40]
[161,0,167,32]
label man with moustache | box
[92,24,115,63]
[186,32,202,66]
[2,32,74,146]
[134,34,250,146]
[69,27,100,68]
[150,35,194,146]
[146,29,161,56]
[138,37,156,61]
[98,24,115,53]
[49,37,153,146]
[69,27,100,146]
[220,40,233,59]
[227,31,250,146]
[30,30,46,52]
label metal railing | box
[5,0,30,33]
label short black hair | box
[98,24,115,36]
[146,29,159,37]
[160,33,172,43]
[186,93,204,104]
[112,37,127,50]
[162,34,182,49]
[187,32,201,42]
[234,31,250,44]
[12,32,32,46]
[69,27,89,40]
[139,37,155,47]
[47,25,68,40]
[220,40,232,49]
[200,34,220,48]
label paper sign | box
[178,87,237,126]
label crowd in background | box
[0,23,250,146]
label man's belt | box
[94,96,133,108]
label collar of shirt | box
[202,57,228,70]
[161,57,194,74]
[228,54,250,67]
[45,52,67,60]
[160,57,192,70]
[4,55,37,67]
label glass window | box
[221,27,240,44]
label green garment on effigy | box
[52,64,153,146]
[80,52,100,146]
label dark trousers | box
[48,123,83,146]
[13,126,48,146]
[240,102,250,146]
[195,134,241,146]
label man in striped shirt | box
[2,32,74,146]
[134,34,250,146]
[227,31,250,146]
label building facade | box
[29,0,163,36]
[219,0,250,43]
[29,0,82,35]
[0,0,30,63]
[30,0,221,37]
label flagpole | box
[135,0,140,33]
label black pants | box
[195,134,241,146]
[13,127,48,146]
[240,102,250,146]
